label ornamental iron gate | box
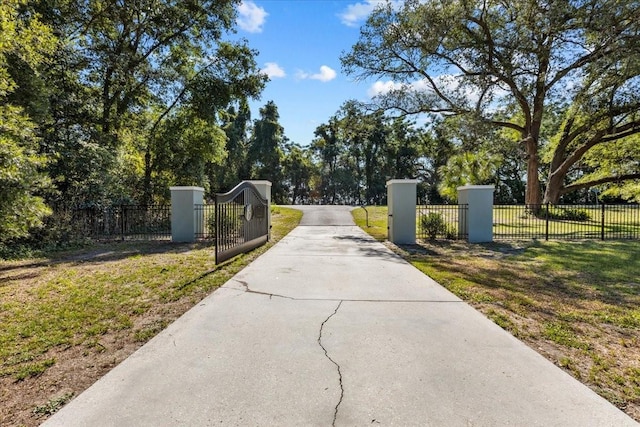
[215,181,269,264]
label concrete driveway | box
[294,205,356,226]
[43,206,637,426]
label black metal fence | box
[45,183,270,264]
[194,204,216,240]
[494,204,640,240]
[70,205,171,240]
[416,204,468,240]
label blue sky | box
[230,0,392,146]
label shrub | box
[560,208,591,221]
[420,212,448,239]
[544,207,591,221]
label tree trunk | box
[142,147,153,205]
[524,138,542,206]
[544,169,564,204]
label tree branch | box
[490,120,525,133]
[561,173,640,194]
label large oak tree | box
[341,0,640,204]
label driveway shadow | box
[332,235,407,263]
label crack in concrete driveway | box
[318,301,344,427]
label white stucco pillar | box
[248,180,272,240]
[387,179,419,244]
[170,186,204,243]
[457,185,495,243]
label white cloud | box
[237,1,267,33]
[261,62,286,79]
[312,65,337,82]
[367,75,511,111]
[367,76,460,98]
[338,0,401,27]
[296,65,337,82]
[367,78,430,97]
[367,80,404,97]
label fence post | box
[545,203,550,241]
[214,197,219,261]
[457,185,495,243]
[120,204,125,241]
[601,203,605,241]
[386,179,419,244]
[170,186,204,242]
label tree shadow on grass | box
[525,240,640,306]
[0,241,214,275]
[401,239,640,310]
[398,239,528,258]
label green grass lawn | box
[351,206,388,241]
[493,204,640,239]
[353,206,640,421]
[0,206,302,426]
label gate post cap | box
[386,179,419,185]
[247,180,272,187]
[169,186,205,191]
[456,185,495,190]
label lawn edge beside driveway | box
[0,207,302,427]
[353,206,640,422]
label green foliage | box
[283,143,315,204]
[311,117,349,204]
[77,0,239,140]
[602,182,640,203]
[0,1,56,242]
[577,135,640,203]
[0,107,52,241]
[558,208,590,222]
[420,212,448,240]
[0,0,267,246]
[0,242,38,260]
[155,110,227,189]
[211,100,253,192]
[249,101,287,203]
[32,392,74,417]
[541,206,591,222]
[0,1,56,96]
[311,100,426,205]
[438,151,501,201]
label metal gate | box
[215,181,269,264]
